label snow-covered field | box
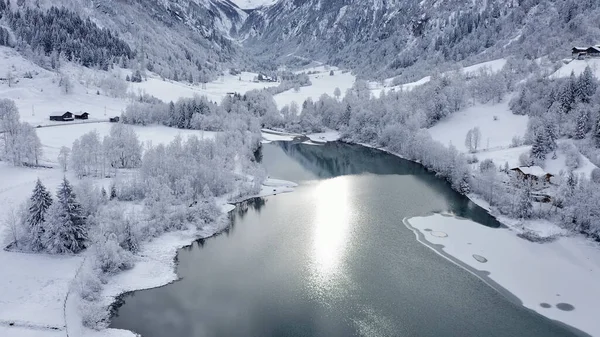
[0,46,277,127]
[273,66,355,109]
[405,213,600,337]
[428,100,528,153]
[128,71,278,104]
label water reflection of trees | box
[277,142,501,228]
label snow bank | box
[261,129,340,144]
[0,250,83,334]
[405,213,600,337]
[552,58,600,79]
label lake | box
[110,142,584,337]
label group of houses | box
[510,166,554,189]
[49,112,120,123]
[572,45,600,59]
[49,111,88,121]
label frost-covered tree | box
[0,99,42,166]
[513,181,533,219]
[334,87,341,100]
[104,124,142,169]
[58,146,70,172]
[465,129,473,152]
[42,178,87,254]
[59,73,73,95]
[464,127,481,152]
[26,179,53,251]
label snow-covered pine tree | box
[530,130,548,162]
[42,178,87,254]
[575,109,588,140]
[26,179,53,251]
[576,66,597,103]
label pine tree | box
[576,66,597,103]
[575,110,588,139]
[42,178,87,254]
[530,130,547,162]
[26,179,53,251]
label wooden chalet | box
[74,112,89,120]
[511,166,554,189]
[572,47,587,58]
[49,112,74,122]
[586,46,600,57]
[572,45,600,59]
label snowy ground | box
[428,100,528,153]
[551,58,600,78]
[273,66,355,109]
[128,71,278,104]
[405,213,600,337]
[0,46,277,128]
[427,99,598,178]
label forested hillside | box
[0,4,134,69]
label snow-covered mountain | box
[240,0,600,80]
[20,0,251,81]
[228,0,277,10]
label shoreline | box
[402,215,592,337]
[66,179,298,337]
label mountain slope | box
[26,0,249,81]
[240,0,600,80]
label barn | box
[49,112,74,122]
[75,112,89,120]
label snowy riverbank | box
[404,213,600,337]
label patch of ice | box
[405,213,600,336]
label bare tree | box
[7,71,14,87]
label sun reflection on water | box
[309,176,355,300]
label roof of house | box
[587,46,600,53]
[512,166,551,177]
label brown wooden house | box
[74,112,89,120]
[49,112,74,122]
